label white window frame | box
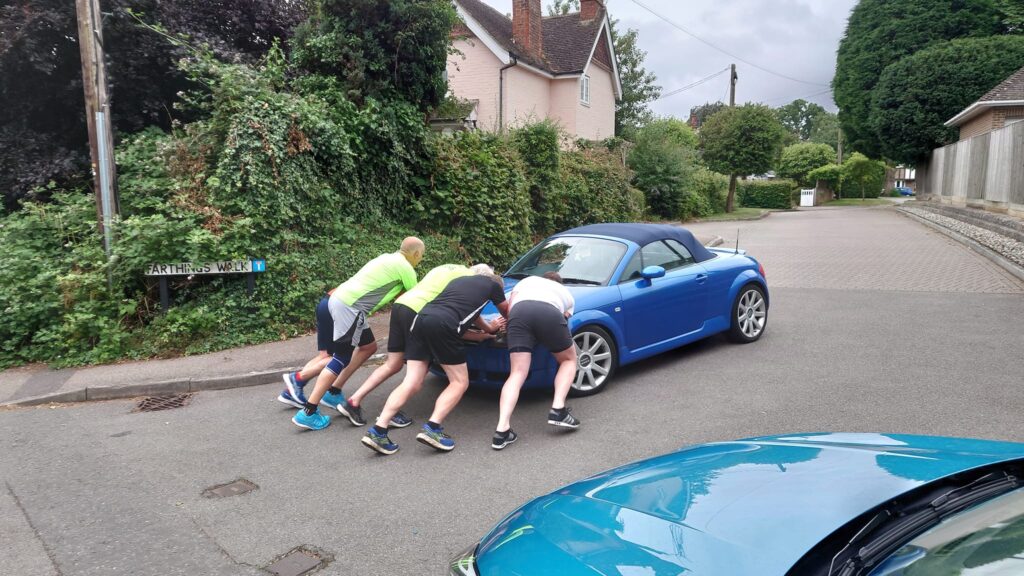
[580,74,591,106]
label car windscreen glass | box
[506,236,627,286]
[867,487,1024,576]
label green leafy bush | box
[841,153,887,199]
[552,149,646,232]
[511,121,561,236]
[776,143,837,186]
[687,168,729,216]
[628,119,700,219]
[738,180,796,210]
[416,131,532,268]
[807,164,842,193]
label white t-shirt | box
[509,276,575,316]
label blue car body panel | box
[450,225,768,389]
[474,433,1024,576]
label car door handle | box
[696,273,708,284]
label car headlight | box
[448,543,480,575]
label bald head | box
[399,236,425,267]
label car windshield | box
[868,487,1024,576]
[506,236,627,286]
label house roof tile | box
[978,65,1024,103]
[456,0,605,75]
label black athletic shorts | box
[405,313,466,366]
[332,315,375,359]
[315,296,337,354]
[507,300,572,354]
[387,303,417,353]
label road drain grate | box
[134,393,193,412]
[202,478,258,499]
[265,547,330,576]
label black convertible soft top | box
[554,223,717,263]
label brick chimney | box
[512,0,543,59]
[581,0,605,21]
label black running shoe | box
[338,400,366,426]
[547,407,580,429]
[491,429,518,450]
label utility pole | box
[727,63,738,212]
[837,127,844,164]
[76,0,119,258]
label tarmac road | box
[2,205,1022,575]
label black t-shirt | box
[420,275,506,334]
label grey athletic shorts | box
[328,297,371,348]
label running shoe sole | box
[292,414,330,431]
[282,373,303,403]
[277,394,303,409]
[361,435,398,455]
[491,432,518,450]
[416,432,455,452]
[547,418,580,429]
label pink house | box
[448,0,622,140]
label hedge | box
[738,179,797,209]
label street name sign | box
[145,259,267,276]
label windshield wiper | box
[830,471,1019,576]
[561,277,601,286]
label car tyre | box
[568,325,618,397]
[729,284,768,343]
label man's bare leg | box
[306,341,377,405]
[375,360,430,427]
[550,345,578,410]
[328,341,378,392]
[348,352,404,408]
[428,363,470,425]
[496,352,533,432]
[297,352,331,382]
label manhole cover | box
[134,393,193,412]
[202,478,258,499]
[265,547,328,576]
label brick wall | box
[959,110,995,140]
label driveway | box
[2,205,1022,575]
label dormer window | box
[580,74,591,105]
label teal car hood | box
[475,433,1024,576]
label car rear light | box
[758,262,766,279]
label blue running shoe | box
[282,372,307,405]
[389,411,413,428]
[416,424,455,452]
[292,409,330,431]
[319,391,346,411]
[361,428,399,455]
[277,390,304,409]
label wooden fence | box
[916,121,1024,217]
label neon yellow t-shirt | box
[331,252,417,314]
[395,264,471,313]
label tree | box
[699,105,787,212]
[841,153,886,199]
[290,0,457,111]
[871,35,1024,164]
[627,119,699,218]
[806,110,844,153]
[807,164,842,194]
[0,0,307,211]
[775,99,827,141]
[613,25,661,136]
[689,102,726,129]
[833,0,1007,157]
[547,0,579,15]
[776,143,837,186]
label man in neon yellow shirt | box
[337,263,494,426]
[290,237,424,431]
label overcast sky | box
[477,0,858,117]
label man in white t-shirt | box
[492,271,580,450]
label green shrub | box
[415,131,532,268]
[841,153,886,199]
[511,121,561,236]
[776,143,837,186]
[627,119,700,219]
[688,168,729,216]
[738,180,797,209]
[807,164,842,192]
[552,149,646,231]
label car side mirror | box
[641,266,665,280]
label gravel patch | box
[900,206,1024,268]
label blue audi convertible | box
[451,433,1024,575]
[459,223,768,396]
